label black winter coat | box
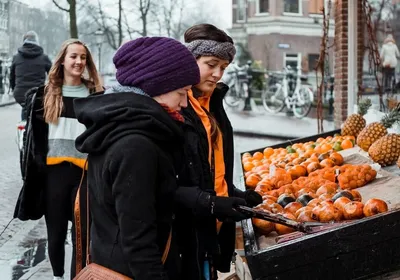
[14,86,48,220]
[74,92,184,280]
[10,44,52,104]
[174,83,244,279]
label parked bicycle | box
[223,61,252,108]
[262,66,314,118]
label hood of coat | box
[74,91,184,154]
[18,43,44,58]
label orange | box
[341,139,354,150]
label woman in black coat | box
[74,37,200,280]
[174,24,263,279]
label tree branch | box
[52,0,70,12]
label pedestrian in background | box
[10,30,52,120]
[380,34,400,91]
[74,37,200,279]
[14,38,102,280]
[174,23,262,279]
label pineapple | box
[341,98,372,137]
[356,104,400,151]
[368,134,400,166]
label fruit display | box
[368,134,400,166]
[341,98,371,137]
[241,132,392,237]
[356,105,400,151]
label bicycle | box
[261,66,314,118]
[223,62,251,108]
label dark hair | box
[184,24,233,44]
[185,24,233,147]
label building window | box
[257,0,269,14]
[284,53,301,71]
[237,0,246,22]
[284,0,301,14]
[308,54,320,72]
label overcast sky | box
[21,0,233,29]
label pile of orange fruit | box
[242,134,365,190]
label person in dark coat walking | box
[74,37,200,279]
[174,24,263,279]
[10,30,52,120]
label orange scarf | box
[188,89,229,232]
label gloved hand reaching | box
[244,190,263,207]
[210,196,250,222]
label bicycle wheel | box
[293,86,313,118]
[224,87,242,108]
[261,85,285,113]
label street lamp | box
[95,28,103,73]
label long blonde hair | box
[43,39,102,123]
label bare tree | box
[52,0,78,38]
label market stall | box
[237,122,400,279]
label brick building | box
[228,0,335,74]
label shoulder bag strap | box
[74,159,88,275]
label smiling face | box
[153,85,191,111]
[62,43,87,80]
[195,56,230,93]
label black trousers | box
[45,162,88,279]
[383,67,396,91]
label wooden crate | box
[237,129,400,280]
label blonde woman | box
[14,39,102,280]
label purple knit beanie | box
[113,37,200,97]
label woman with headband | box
[174,24,262,279]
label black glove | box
[244,190,263,207]
[210,196,249,222]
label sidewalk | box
[226,105,335,139]
[0,94,16,107]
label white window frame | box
[284,53,302,74]
[256,0,270,16]
[236,0,247,23]
[283,0,303,16]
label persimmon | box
[243,162,255,172]
[333,197,352,213]
[275,213,296,235]
[253,151,264,161]
[320,158,335,168]
[284,202,303,215]
[343,201,364,220]
[319,193,334,201]
[245,173,262,189]
[263,147,274,158]
[252,218,275,235]
[316,184,337,196]
[307,162,322,174]
[255,183,274,195]
[350,190,362,202]
[330,152,344,166]
[297,210,317,222]
[363,199,388,217]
